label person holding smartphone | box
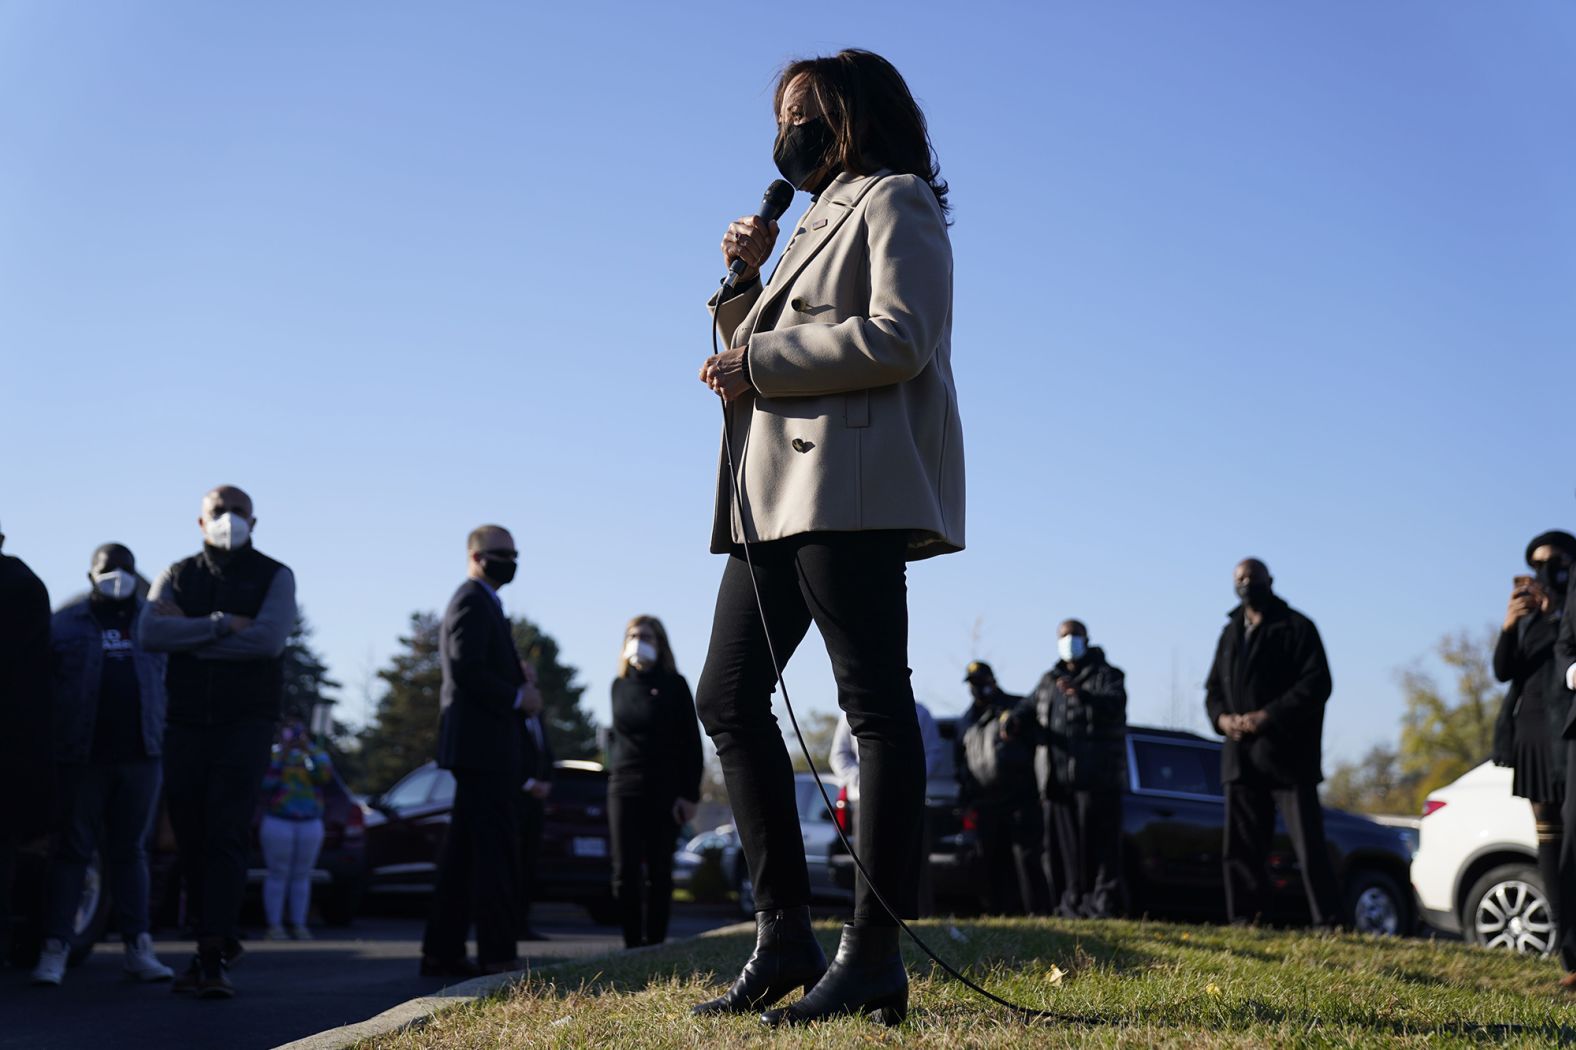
[1492,529,1575,980]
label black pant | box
[1559,742,1576,972]
[1222,772,1342,926]
[163,721,274,941]
[608,793,678,947]
[1051,790,1125,918]
[47,760,162,941]
[976,798,1052,915]
[422,767,520,966]
[695,532,924,926]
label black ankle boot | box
[761,923,906,1027]
[692,906,827,1016]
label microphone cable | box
[707,276,1093,1026]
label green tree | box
[354,610,600,794]
[510,615,598,760]
[1325,628,1500,816]
[1396,628,1500,808]
[279,614,363,786]
[1321,744,1417,815]
[356,613,443,794]
[787,710,841,774]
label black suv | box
[834,722,1415,934]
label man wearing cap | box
[1204,558,1339,927]
[141,486,297,998]
[957,662,1051,915]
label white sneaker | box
[265,925,290,941]
[31,939,69,986]
[288,925,313,942]
[123,933,174,982]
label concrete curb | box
[273,920,755,1050]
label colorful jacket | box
[261,743,333,820]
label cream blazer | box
[708,170,965,561]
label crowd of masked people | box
[0,487,703,998]
[6,486,1576,997]
[0,486,356,998]
[945,557,1345,931]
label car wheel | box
[1464,864,1554,955]
[1344,868,1407,937]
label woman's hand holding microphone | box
[701,215,780,403]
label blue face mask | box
[1058,635,1086,663]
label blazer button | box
[790,297,807,312]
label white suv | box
[1412,762,1552,954]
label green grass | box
[363,917,1576,1048]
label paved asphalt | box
[0,901,746,1050]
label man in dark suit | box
[1204,558,1341,928]
[516,701,554,941]
[419,524,539,977]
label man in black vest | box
[1204,558,1340,928]
[419,525,538,977]
[141,486,296,998]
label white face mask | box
[1058,635,1087,664]
[204,511,251,550]
[624,638,658,670]
[93,569,137,601]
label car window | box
[795,779,835,821]
[428,770,456,805]
[1132,741,1222,798]
[383,768,438,809]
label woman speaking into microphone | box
[694,49,964,1027]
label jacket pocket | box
[845,390,870,428]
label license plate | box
[572,836,608,858]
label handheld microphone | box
[722,178,796,289]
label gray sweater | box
[138,562,297,660]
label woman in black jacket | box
[607,615,702,948]
[1492,530,1576,927]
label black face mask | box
[1235,580,1273,609]
[483,556,517,587]
[1538,560,1570,599]
[774,117,835,192]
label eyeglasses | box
[477,549,518,560]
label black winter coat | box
[1559,576,1576,740]
[956,688,1034,807]
[1490,611,1568,780]
[0,554,53,840]
[1027,647,1127,796]
[1204,597,1332,786]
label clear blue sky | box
[3,2,1572,772]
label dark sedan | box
[362,759,617,925]
[835,723,1415,934]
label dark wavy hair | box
[774,49,950,219]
